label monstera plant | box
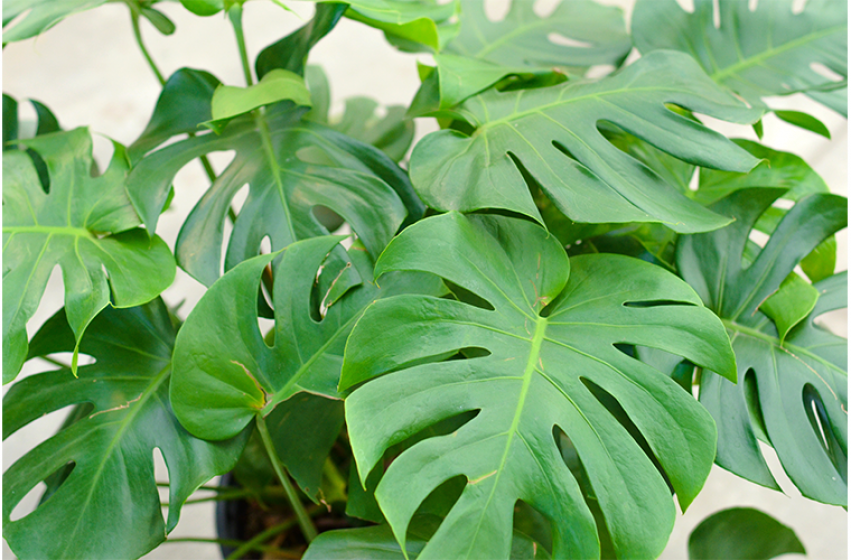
[2,0,847,558]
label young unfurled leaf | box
[2,299,249,560]
[3,129,175,382]
[341,212,735,560]
[633,0,848,116]
[409,51,762,234]
[677,188,848,505]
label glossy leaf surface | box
[342,212,736,560]
[127,102,414,286]
[2,0,107,43]
[688,507,805,560]
[677,189,848,504]
[3,129,175,381]
[409,51,761,233]
[170,235,445,492]
[2,299,248,560]
[423,0,630,108]
[633,0,848,116]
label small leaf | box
[760,273,820,344]
[204,69,312,134]
[774,110,831,139]
[688,508,805,560]
[179,0,224,16]
[801,235,837,283]
[338,0,460,52]
[140,7,176,36]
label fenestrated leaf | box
[409,51,762,234]
[688,507,805,560]
[677,188,848,504]
[2,129,175,382]
[2,0,107,43]
[3,93,63,193]
[2,299,249,560]
[341,212,736,560]
[633,0,848,116]
[256,3,348,79]
[421,0,631,109]
[331,0,459,52]
[204,69,312,134]
[128,68,221,164]
[170,235,446,494]
[126,101,416,286]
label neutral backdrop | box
[2,1,848,559]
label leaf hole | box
[231,183,250,215]
[584,65,616,79]
[810,62,844,83]
[802,384,846,482]
[444,280,496,311]
[89,133,115,178]
[813,308,847,337]
[743,369,770,444]
[9,461,76,522]
[513,500,553,555]
[748,0,759,11]
[413,475,466,520]
[674,0,695,13]
[153,447,170,520]
[532,0,558,18]
[623,299,696,308]
[203,149,237,176]
[791,0,808,14]
[712,0,721,28]
[312,205,345,233]
[547,33,592,49]
[483,0,510,22]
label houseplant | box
[2,0,847,558]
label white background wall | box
[2,1,847,559]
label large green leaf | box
[332,0,460,52]
[633,0,848,116]
[2,0,107,43]
[677,188,847,505]
[2,299,249,560]
[340,212,736,560]
[688,507,805,560]
[409,51,762,234]
[126,100,418,286]
[3,128,175,382]
[170,235,445,494]
[421,0,631,109]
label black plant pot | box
[215,473,261,560]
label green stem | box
[130,11,165,86]
[226,520,304,560]
[40,355,72,368]
[166,537,298,557]
[229,5,254,87]
[255,415,319,543]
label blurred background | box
[3,0,847,558]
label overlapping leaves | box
[414,0,631,110]
[677,188,848,505]
[341,212,736,559]
[2,299,249,560]
[409,50,762,234]
[126,73,419,286]
[170,235,445,495]
[3,128,175,381]
[633,0,848,116]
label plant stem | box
[255,415,319,543]
[40,355,72,368]
[228,5,254,87]
[225,517,303,560]
[130,11,166,86]
[166,537,298,557]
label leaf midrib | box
[3,225,94,238]
[710,24,846,82]
[465,316,547,557]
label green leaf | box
[677,188,848,504]
[303,523,429,560]
[773,110,831,139]
[3,94,19,144]
[335,0,460,52]
[204,69,312,134]
[3,94,63,192]
[2,299,249,560]
[170,235,446,493]
[128,68,221,164]
[341,212,736,560]
[127,101,416,286]
[760,273,819,344]
[633,0,848,116]
[179,0,224,16]
[2,129,175,382]
[688,507,805,560]
[140,6,175,35]
[256,3,349,79]
[423,0,631,109]
[409,51,762,234]
[2,0,107,43]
